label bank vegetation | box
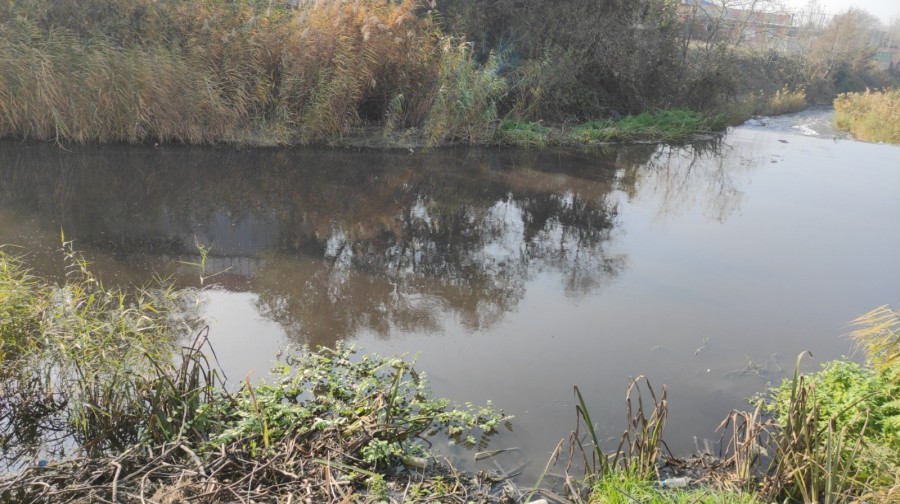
[834,88,900,143]
[0,0,896,147]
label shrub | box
[834,89,900,144]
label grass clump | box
[495,119,550,147]
[834,89,900,144]
[422,45,508,146]
[570,109,724,144]
[589,469,761,503]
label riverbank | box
[332,109,726,150]
[2,0,895,148]
[2,245,898,503]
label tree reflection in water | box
[0,140,742,347]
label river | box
[1,108,897,479]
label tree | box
[808,8,880,79]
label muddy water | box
[1,110,898,478]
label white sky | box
[781,0,900,25]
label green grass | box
[834,89,900,144]
[570,109,724,143]
[590,469,761,504]
[495,119,550,147]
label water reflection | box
[0,144,680,345]
[618,139,748,222]
[3,130,896,479]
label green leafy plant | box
[203,343,510,465]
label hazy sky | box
[782,0,899,25]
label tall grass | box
[424,45,508,145]
[834,89,900,144]
[0,242,195,460]
[0,0,447,144]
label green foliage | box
[769,361,900,451]
[589,468,762,503]
[424,43,508,146]
[0,242,195,459]
[764,345,900,502]
[764,354,869,503]
[834,89,900,144]
[570,109,724,144]
[1,246,511,501]
[495,119,549,147]
[202,343,510,468]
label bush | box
[433,0,685,119]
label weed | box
[572,376,668,483]
[717,402,770,483]
[763,352,877,503]
[0,241,194,461]
[424,42,508,146]
[0,247,512,501]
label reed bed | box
[0,0,485,145]
[834,88,900,144]
[0,0,735,147]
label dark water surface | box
[1,112,898,478]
